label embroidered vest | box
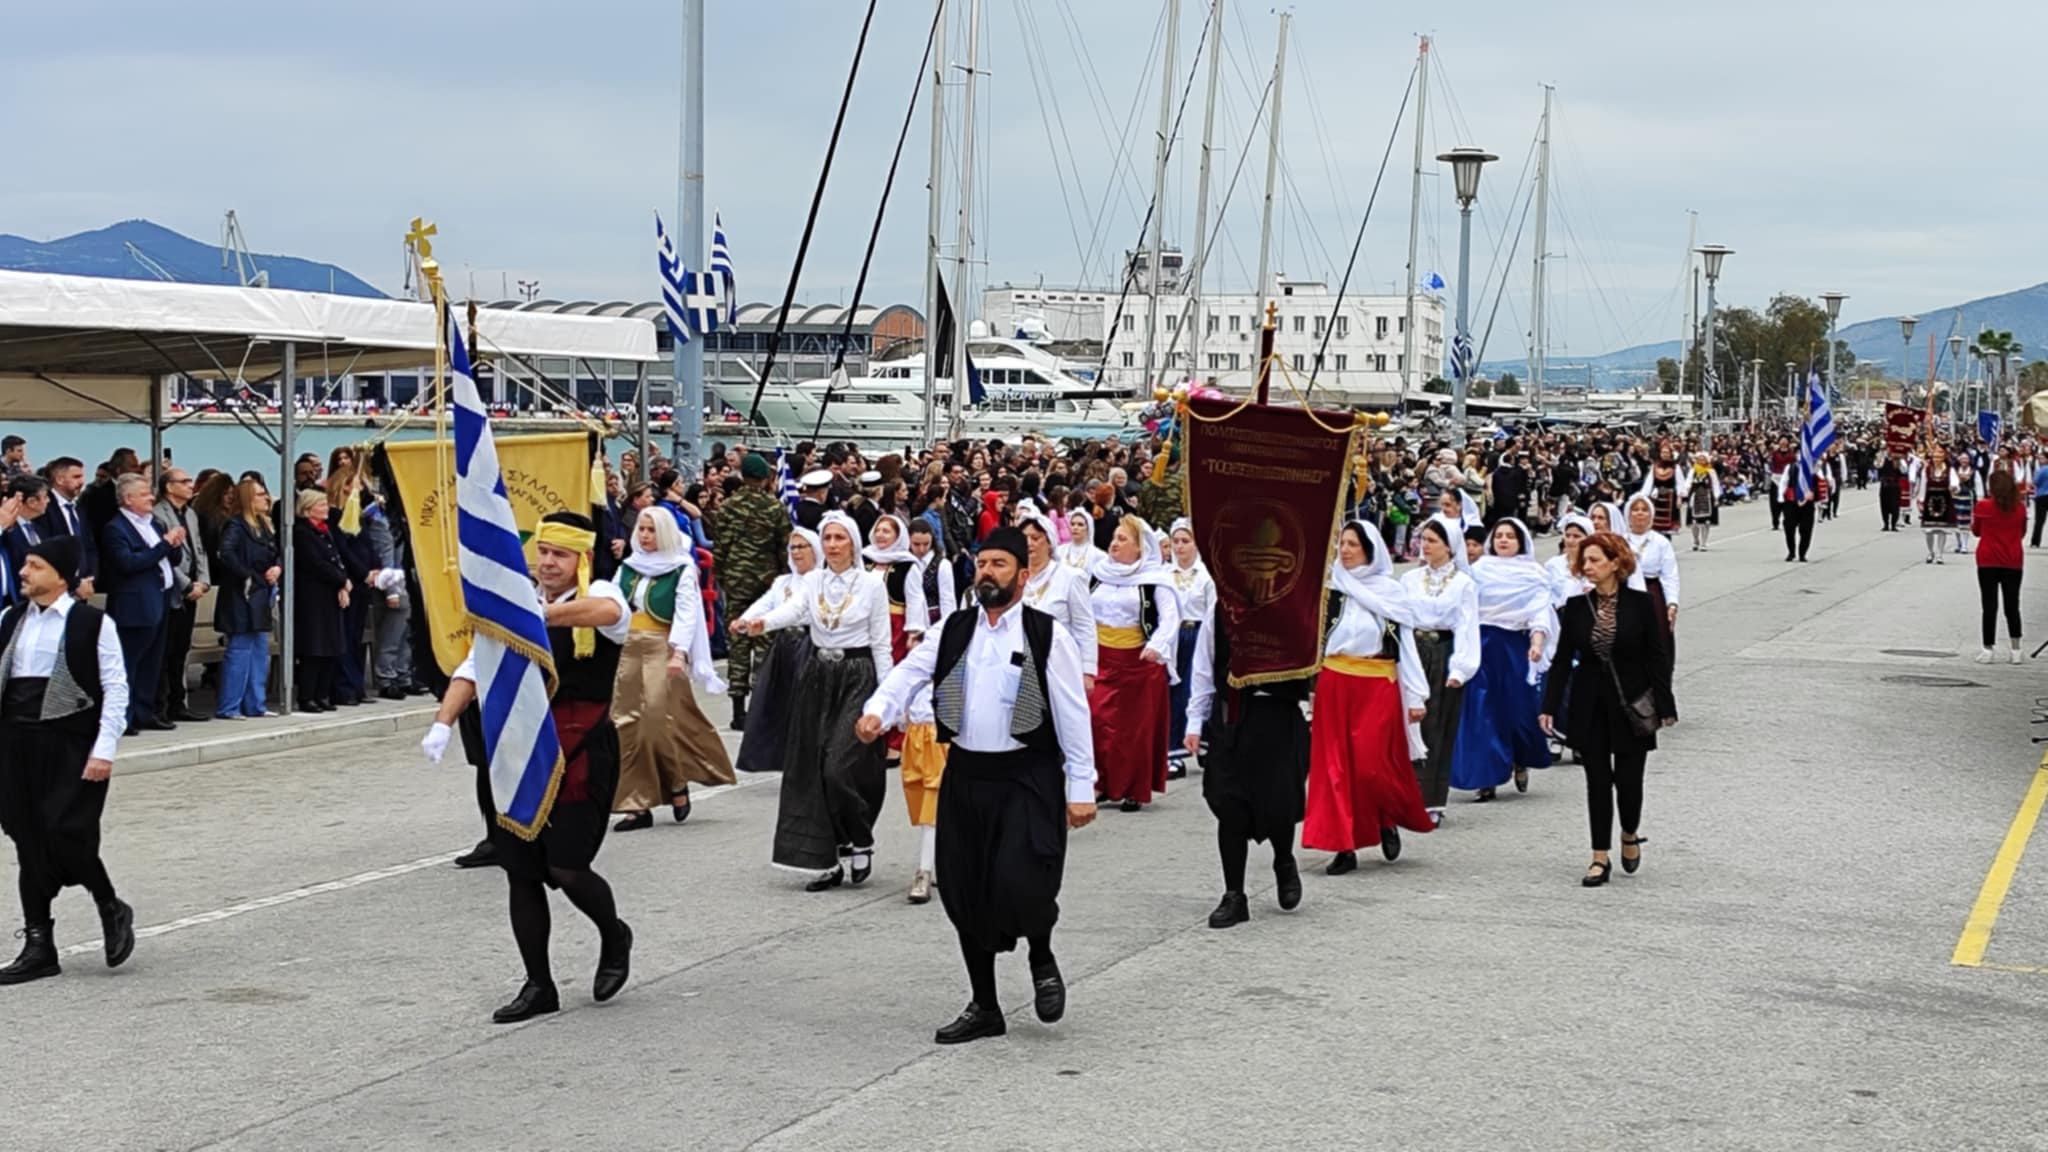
[0,601,107,725]
[931,606,1059,755]
[618,567,683,625]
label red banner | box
[1884,402,1925,457]
[1183,398,1356,687]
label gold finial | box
[407,218,443,301]
[1264,301,1278,329]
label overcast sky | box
[7,0,2044,360]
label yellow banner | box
[382,432,594,676]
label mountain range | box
[0,220,385,298]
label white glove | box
[421,721,453,764]
[377,569,406,593]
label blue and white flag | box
[1792,368,1838,502]
[678,270,725,336]
[774,448,800,524]
[449,309,564,840]
[655,212,691,347]
[1421,272,1446,292]
[710,211,737,324]
[1979,410,2001,444]
[1450,333,1475,382]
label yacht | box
[708,336,1134,449]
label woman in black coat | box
[325,477,378,706]
[213,479,282,719]
[291,488,353,712]
[1539,531,1677,887]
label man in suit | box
[2,475,48,607]
[98,473,185,735]
[35,457,96,598]
[152,468,211,724]
[80,448,140,542]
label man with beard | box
[857,526,1096,1044]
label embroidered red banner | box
[1183,398,1356,687]
[1884,402,1925,457]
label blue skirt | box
[1449,624,1552,791]
[1168,620,1201,760]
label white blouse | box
[1544,554,1590,607]
[758,564,895,677]
[1024,563,1098,676]
[628,565,702,654]
[1399,563,1482,686]
[1323,593,1427,710]
[1090,581,1181,670]
[1625,531,1681,605]
[1168,563,1215,626]
[738,573,803,624]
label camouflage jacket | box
[1136,472,1184,533]
[710,486,790,602]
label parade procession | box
[12,0,2048,1148]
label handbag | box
[1605,659,1659,739]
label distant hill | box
[0,219,386,298]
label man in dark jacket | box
[98,474,184,735]
[35,457,96,596]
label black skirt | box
[736,629,813,775]
[1200,691,1309,844]
[0,707,106,886]
[772,648,885,873]
[486,722,620,884]
[1412,630,1463,805]
[938,747,1068,954]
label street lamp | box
[1820,291,1847,414]
[1899,315,1917,406]
[1748,357,1764,421]
[1784,362,1796,420]
[1948,333,1966,419]
[1696,245,1732,452]
[1437,147,1496,428]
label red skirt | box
[1303,663,1434,852]
[1090,642,1170,805]
[887,605,909,754]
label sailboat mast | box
[950,0,981,440]
[922,0,947,449]
[1140,0,1180,397]
[1678,209,1696,397]
[1252,11,1288,347]
[1402,37,1429,396]
[1182,0,1224,377]
[1529,83,1551,411]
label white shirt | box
[739,573,803,624]
[119,507,173,590]
[6,596,130,764]
[1323,591,1428,710]
[1625,531,1681,606]
[863,605,1097,802]
[1023,563,1098,675]
[627,565,702,655]
[53,496,82,538]
[1089,581,1181,670]
[902,555,958,640]
[759,563,895,678]
[1168,562,1215,625]
[450,581,632,684]
[1543,554,1590,608]
[1401,562,1483,685]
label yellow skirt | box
[901,723,948,827]
[611,629,736,811]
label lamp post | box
[1783,362,1796,421]
[1899,315,1917,407]
[1820,291,1846,414]
[1948,333,1966,424]
[1695,244,1731,453]
[1437,147,1496,428]
[1749,357,1764,422]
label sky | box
[6,0,2046,363]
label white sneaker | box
[1976,649,1997,664]
[2011,648,2025,665]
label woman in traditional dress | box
[1166,518,1214,781]
[1588,500,1626,538]
[1953,453,1978,556]
[1397,516,1478,829]
[1623,493,1682,643]
[1916,446,1959,562]
[611,507,734,831]
[1307,520,1435,872]
[898,516,956,904]
[1449,518,1556,801]
[1547,513,1595,606]
[1088,515,1179,812]
[864,513,916,763]
[1682,454,1722,552]
[1060,507,1103,573]
[740,512,894,890]
[1018,503,1098,684]
[732,527,821,775]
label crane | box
[221,209,268,288]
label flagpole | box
[674,0,707,474]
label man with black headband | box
[0,535,135,984]
[858,526,1096,1044]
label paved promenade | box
[5,493,2046,1151]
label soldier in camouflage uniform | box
[1135,442,1184,534]
[710,453,790,730]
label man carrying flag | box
[1779,368,1837,564]
[419,315,636,1024]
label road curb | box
[118,702,442,777]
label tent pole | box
[148,377,164,477]
[279,342,297,715]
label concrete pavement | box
[5,492,2048,1151]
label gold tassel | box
[573,550,594,658]
[338,476,363,534]
[1150,443,1170,485]
[589,450,608,511]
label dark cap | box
[980,526,1029,568]
[741,453,771,481]
[26,536,80,588]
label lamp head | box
[1436,148,1498,206]
[1820,291,1846,321]
[1695,245,1732,282]
[1900,316,1918,343]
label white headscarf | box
[1328,519,1415,626]
[1168,517,1209,578]
[1622,492,1658,547]
[1017,501,1063,565]
[1548,514,1595,605]
[1061,508,1103,571]
[1590,500,1628,537]
[1472,516,1559,678]
[817,510,864,573]
[1089,515,1176,589]
[624,506,691,578]
[862,513,914,566]
[1418,514,1473,577]
[787,526,822,576]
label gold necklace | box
[1422,563,1454,597]
[1025,567,1053,604]
[816,569,859,630]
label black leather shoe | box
[729,694,748,732]
[378,687,408,702]
[453,840,499,869]
[137,718,177,732]
[122,724,139,738]
[1325,851,1358,876]
[593,920,632,1003]
[612,812,654,833]
[169,708,209,724]
[99,899,135,969]
[1620,835,1648,875]
[0,923,60,985]
[491,981,560,1024]
[1207,891,1250,929]
[1031,963,1065,1023]
[1582,859,1612,888]
[1380,827,1403,862]
[670,789,692,825]
[849,851,873,886]
[805,868,844,893]
[1118,798,1142,813]
[1274,858,1302,910]
[934,1002,1007,1045]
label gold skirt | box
[611,629,736,812]
[900,722,948,827]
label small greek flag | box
[1792,368,1837,502]
[774,448,800,524]
[1450,333,1475,381]
[1422,271,1446,292]
[655,211,691,347]
[709,211,737,325]
[449,309,563,840]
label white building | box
[982,257,1447,408]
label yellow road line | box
[1952,762,2048,967]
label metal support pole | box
[950,0,982,440]
[1401,37,1430,395]
[148,377,164,478]
[279,341,297,715]
[1252,13,1289,329]
[673,0,707,472]
[1139,0,1179,396]
[1451,203,1473,427]
[921,0,946,449]
[1700,274,1718,455]
[635,361,651,467]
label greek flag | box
[1450,333,1475,381]
[774,448,800,524]
[1792,368,1837,502]
[448,309,564,840]
[1422,271,1446,292]
[656,211,692,347]
[710,211,737,324]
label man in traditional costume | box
[857,527,1097,1045]
[0,537,135,984]
[422,512,636,1023]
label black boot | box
[593,920,632,1003]
[1273,857,1303,911]
[729,693,748,732]
[491,980,560,1024]
[0,923,60,985]
[100,898,135,969]
[1207,891,1250,929]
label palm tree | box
[1975,329,2020,418]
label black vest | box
[0,600,107,727]
[547,622,622,705]
[1088,578,1166,638]
[931,606,1059,755]
[882,560,912,607]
